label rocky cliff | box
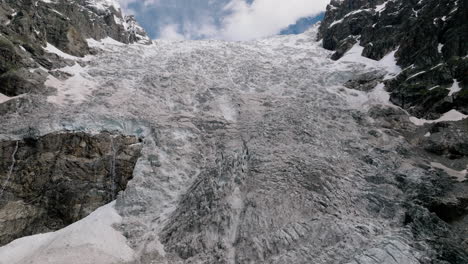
[317,1,468,262]
[0,131,142,245]
[318,0,467,119]
[0,0,150,98]
[0,0,149,248]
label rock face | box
[319,0,467,119]
[0,131,142,246]
[0,0,150,97]
[370,106,468,263]
[318,1,468,260]
[421,121,468,161]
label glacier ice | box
[0,26,462,263]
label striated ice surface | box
[0,27,435,263]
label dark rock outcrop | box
[344,70,385,91]
[422,121,468,160]
[0,0,150,97]
[331,7,468,253]
[319,0,468,119]
[366,106,468,263]
[400,167,468,263]
[0,131,142,246]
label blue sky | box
[118,0,328,40]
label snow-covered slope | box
[84,0,121,11]
[41,0,121,10]
[0,202,133,264]
[1,25,467,263]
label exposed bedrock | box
[319,0,468,119]
[369,107,468,263]
[0,131,142,246]
[0,0,150,97]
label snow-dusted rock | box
[0,0,151,100]
[318,0,468,119]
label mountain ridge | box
[0,0,150,100]
[318,0,467,119]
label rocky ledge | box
[318,0,467,119]
[0,131,142,246]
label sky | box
[117,0,329,40]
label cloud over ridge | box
[118,0,329,40]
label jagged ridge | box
[318,0,467,119]
[0,0,150,99]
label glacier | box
[0,25,466,263]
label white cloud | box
[118,0,158,10]
[118,0,329,41]
[182,20,220,39]
[159,24,186,40]
[220,0,329,41]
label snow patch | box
[429,63,444,71]
[87,37,126,50]
[340,44,401,79]
[44,43,80,60]
[84,0,120,11]
[0,202,135,264]
[330,9,372,28]
[0,93,13,104]
[406,70,426,81]
[409,110,468,126]
[333,83,393,110]
[438,43,444,53]
[375,2,387,12]
[330,18,344,28]
[46,64,97,105]
[339,43,368,63]
[0,93,26,104]
[50,9,68,19]
[447,80,461,96]
[379,49,401,80]
[431,162,467,182]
